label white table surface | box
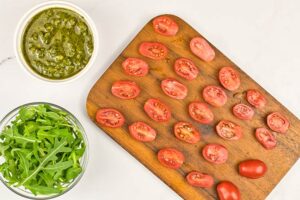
[0,0,299,199]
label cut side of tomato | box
[96,108,125,128]
[152,16,179,36]
[161,78,188,99]
[216,120,243,140]
[144,98,171,122]
[157,148,184,169]
[173,121,201,144]
[190,37,215,62]
[217,181,241,200]
[255,127,277,150]
[232,103,254,120]
[188,102,214,124]
[139,42,168,60]
[186,171,214,188]
[267,112,289,134]
[219,66,240,91]
[111,80,141,99]
[238,159,267,179]
[202,143,228,164]
[203,85,227,107]
[174,58,199,80]
[122,57,149,77]
[246,89,267,109]
[129,121,156,142]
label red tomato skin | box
[216,120,243,141]
[219,67,241,91]
[144,98,171,122]
[152,16,179,36]
[255,127,277,150]
[267,112,290,134]
[96,108,125,128]
[161,78,188,99]
[139,42,168,60]
[202,85,227,107]
[246,89,267,109]
[129,122,157,142]
[122,58,149,77]
[188,102,214,124]
[190,37,215,62]
[217,181,241,200]
[186,171,214,188]
[202,144,228,164]
[174,58,199,80]
[173,121,201,144]
[157,148,185,169]
[232,103,255,120]
[238,159,267,179]
[111,80,141,99]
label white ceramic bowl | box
[14,1,99,83]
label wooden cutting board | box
[86,15,300,200]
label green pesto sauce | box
[22,8,94,80]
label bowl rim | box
[0,102,89,199]
[14,1,99,83]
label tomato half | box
[144,98,171,122]
[173,122,201,144]
[203,85,227,107]
[139,42,168,60]
[122,58,149,77]
[161,78,188,99]
[188,102,214,124]
[246,89,267,109]
[255,127,277,150]
[152,16,179,36]
[216,120,243,141]
[190,37,215,62]
[267,112,289,134]
[174,58,199,80]
[186,171,214,188]
[202,144,228,164]
[111,80,141,99]
[219,66,241,91]
[238,159,267,179]
[129,122,156,142]
[157,148,184,169]
[232,103,254,120]
[217,181,241,200]
[96,108,125,128]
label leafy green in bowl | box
[0,103,88,199]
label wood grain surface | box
[86,15,300,200]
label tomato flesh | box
[238,159,267,179]
[219,66,240,91]
[255,127,277,150]
[190,37,215,62]
[202,144,228,164]
[96,108,125,128]
[216,120,243,141]
[186,171,214,188]
[139,42,168,60]
[203,85,227,107]
[122,58,149,77]
[173,122,201,144]
[246,89,267,109]
[174,58,199,80]
[129,122,156,142]
[111,80,140,99]
[267,112,289,134]
[217,181,241,200]
[144,98,171,122]
[152,16,179,36]
[161,78,188,99]
[188,102,214,124]
[157,148,184,169]
[232,103,254,120]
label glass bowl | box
[0,102,88,199]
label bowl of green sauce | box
[15,1,98,82]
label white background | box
[0,0,299,199]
